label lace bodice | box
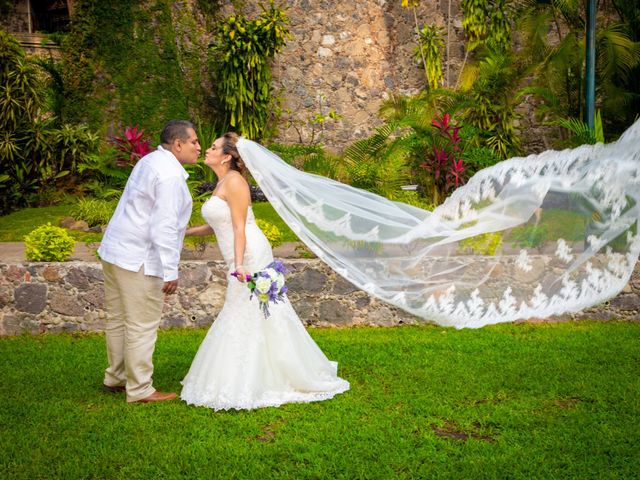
[201,196,273,271]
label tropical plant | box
[0,29,99,213]
[70,198,117,227]
[77,149,129,200]
[415,113,469,204]
[111,125,153,167]
[553,111,605,147]
[516,0,640,139]
[341,124,411,199]
[414,24,445,90]
[24,223,76,262]
[208,1,291,140]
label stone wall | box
[1,259,639,336]
[261,0,465,149]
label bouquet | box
[231,260,288,318]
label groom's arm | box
[149,176,191,284]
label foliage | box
[76,150,129,200]
[458,49,525,157]
[510,224,549,251]
[59,1,211,136]
[342,124,411,199]
[268,143,341,180]
[111,125,153,167]
[256,219,284,247]
[0,29,99,214]
[458,232,503,255]
[414,24,444,90]
[417,113,468,204]
[460,0,511,53]
[23,223,76,261]
[208,1,291,140]
[69,198,117,227]
[516,0,640,139]
[553,111,605,147]
[1,323,639,478]
[393,190,436,211]
[282,92,342,145]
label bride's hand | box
[235,265,249,283]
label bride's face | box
[204,138,228,169]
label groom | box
[98,120,200,403]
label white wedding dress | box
[180,196,350,410]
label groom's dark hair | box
[160,120,195,145]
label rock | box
[292,299,316,321]
[321,34,335,46]
[59,217,75,228]
[5,265,27,282]
[14,283,47,314]
[355,295,370,308]
[82,288,104,308]
[179,265,210,289]
[2,314,40,335]
[287,268,328,293]
[69,220,90,232]
[333,276,359,295]
[319,299,352,325]
[84,267,103,282]
[162,316,186,328]
[66,267,90,289]
[42,266,60,282]
[609,294,640,311]
[50,291,85,316]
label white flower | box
[274,272,285,290]
[264,268,278,280]
[255,277,273,294]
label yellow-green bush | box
[256,219,283,247]
[24,223,76,261]
[458,232,503,256]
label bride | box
[180,132,349,411]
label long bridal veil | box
[237,120,640,328]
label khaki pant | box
[101,261,164,402]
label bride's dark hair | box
[221,132,247,175]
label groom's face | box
[173,128,201,165]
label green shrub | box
[24,223,76,261]
[510,225,549,251]
[70,198,117,227]
[256,219,283,247]
[394,190,436,211]
[458,232,503,255]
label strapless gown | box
[180,196,350,410]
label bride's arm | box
[185,224,214,236]
[227,176,251,280]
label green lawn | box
[0,203,300,244]
[1,322,638,479]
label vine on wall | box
[60,0,214,137]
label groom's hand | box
[163,280,178,294]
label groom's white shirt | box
[98,146,192,282]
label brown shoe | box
[132,391,177,403]
[103,384,126,393]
